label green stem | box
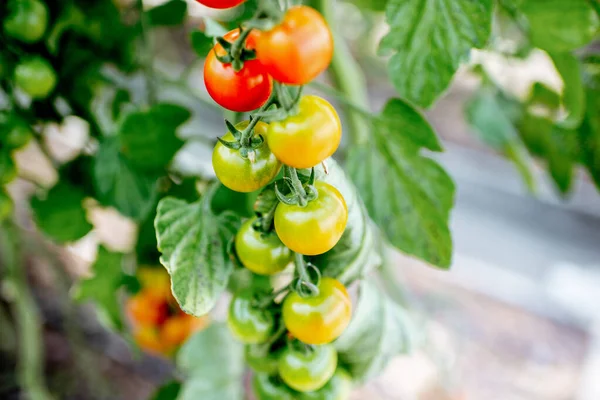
[0,224,54,400]
[139,0,157,105]
[294,253,319,296]
[315,0,371,145]
[285,166,307,199]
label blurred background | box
[1,0,599,399]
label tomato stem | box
[294,253,320,297]
[285,166,307,200]
[315,0,371,145]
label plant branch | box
[315,0,371,145]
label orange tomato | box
[126,290,169,326]
[134,326,164,355]
[251,6,333,85]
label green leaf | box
[335,279,420,382]
[94,137,158,221]
[379,0,493,108]
[146,0,188,26]
[154,187,241,316]
[74,246,126,330]
[176,323,244,400]
[347,99,455,268]
[150,381,181,400]
[578,85,600,189]
[31,182,93,243]
[466,88,537,192]
[119,104,190,173]
[551,52,585,129]
[307,161,381,285]
[190,31,215,58]
[520,0,599,53]
[347,0,388,11]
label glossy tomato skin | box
[14,57,57,99]
[235,217,292,275]
[126,290,169,326]
[283,277,351,345]
[300,369,352,400]
[274,181,347,256]
[227,291,275,344]
[212,121,281,193]
[245,344,282,375]
[160,314,192,348]
[253,373,297,400]
[3,0,48,43]
[252,5,333,85]
[204,29,272,112]
[267,95,341,169]
[196,0,245,9]
[279,344,337,392]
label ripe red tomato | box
[204,29,272,112]
[251,6,333,85]
[196,0,245,9]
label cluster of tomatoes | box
[126,268,208,356]
[200,0,354,398]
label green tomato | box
[279,344,337,392]
[227,291,274,344]
[235,217,292,275]
[0,190,13,222]
[300,369,352,400]
[212,121,281,193]
[245,344,282,375]
[1,116,33,149]
[14,57,57,99]
[0,152,17,185]
[3,0,48,43]
[253,373,297,400]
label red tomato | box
[204,29,272,112]
[196,0,245,9]
[251,6,333,85]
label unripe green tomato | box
[253,373,297,400]
[278,344,337,392]
[0,152,17,185]
[227,291,274,344]
[2,116,33,149]
[3,0,48,43]
[0,190,14,222]
[14,57,57,99]
[235,217,292,275]
[245,344,281,375]
[300,369,352,400]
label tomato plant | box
[278,343,337,392]
[267,95,342,169]
[283,277,352,345]
[1,0,599,399]
[204,29,272,112]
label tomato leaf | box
[307,161,382,284]
[150,381,181,400]
[520,0,599,53]
[146,0,188,27]
[578,83,600,189]
[190,31,214,58]
[466,88,538,192]
[379,0,493,108]
[176,323,244,400]
[74,246,126,330]
[335,279,420,382]
[31,182,93,243]
[154,186,240,316]
[347,99,455,268]
[94,137,159,221]
[118,103,190,173]
[551,52,585,129]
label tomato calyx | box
[275,166,318,207]
[293,252,321,298]
[214,26,257,72]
